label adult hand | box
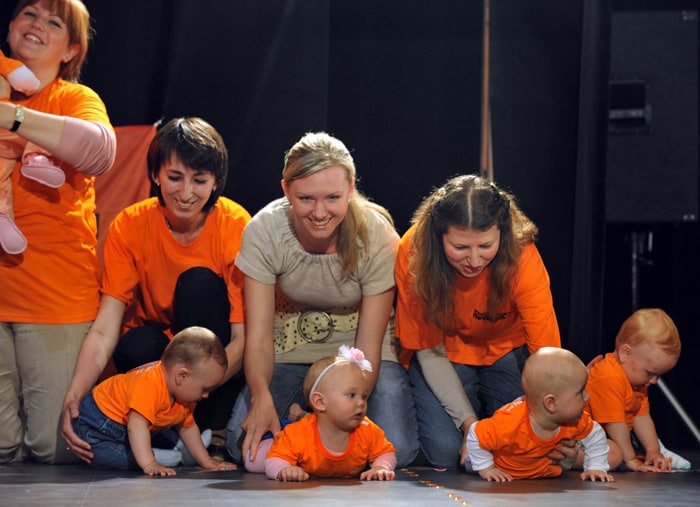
[548,438,579,470]
[240,394,280,464]
[60,397,93,463]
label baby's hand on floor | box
[478,466,512,482]
[143,462,176,477]
[200,456,237,471]
[580,469,614,482]
[360,467,395,480]
[276,466,309,482]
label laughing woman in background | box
[0,0,116,464]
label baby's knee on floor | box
[606,439,624,470]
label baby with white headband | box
[248,345,397,481]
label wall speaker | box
[606,9,698,223]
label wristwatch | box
[10,104,25,133]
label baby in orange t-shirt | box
[246,345,397,481]
[587,308,689,471]
[465,347,613,481]
[72,326,237,476]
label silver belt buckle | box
[297,310,334,343]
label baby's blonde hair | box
[303,356,366,406]
[521,347,586,401]
[615,308,681,357]
[303,356,336,404]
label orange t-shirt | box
[0,79,113,323]
[102,197,250,337]
[265,413,396,478]
[473,398,597,479]
[395,225,560,366]
[586,352,649,430]
[92,361,195,431]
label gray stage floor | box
[1,451,699,506]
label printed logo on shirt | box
[472,309,512,323]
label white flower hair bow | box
[338,344,373,372]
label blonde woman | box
[227,132,418,468]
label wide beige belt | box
[274,308,359,354]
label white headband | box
[309,345,372,395]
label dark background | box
[3,0,698,450]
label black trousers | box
[112,266,243,430]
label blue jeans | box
[73,391,139,471]
[409,346,528,469]
[226,360,419,468]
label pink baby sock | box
[21,153,65,188]
[0,211,27,254]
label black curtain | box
[327,0,483,233]
[75,0,482,232]
[570,0,610,363]
[80,0,332,217]
[488,0,586,356]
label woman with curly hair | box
[395,174,560,469]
